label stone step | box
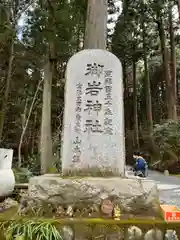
[14,183,28,189]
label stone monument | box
[61,49,125,176]
[0,148,15,197]
[27,50,160,219]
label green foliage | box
[25,154,41,175]
[5,220,63,240]
[13,168,33,183]
[0,0,179,173]
[153,120,180,161]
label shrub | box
[153,120,180,162]
[13,168,33,183]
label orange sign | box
[160,205,180,222]
[165,211,180,221]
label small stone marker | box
[164,170,169,176]
[61,49,125,176]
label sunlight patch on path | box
[155,183,180,190]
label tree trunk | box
[132,59,139,149]
[157,14,172,119]
[40,62,53,174]
[39,0,56,173]
[177,0,180,22]
[31,111,37,155]
[18,80,43,168]
[84,0,108,49]
[0,40,14,142]
[142,21,153,133]
[169,3,177,120]
[123,61,130,130]
[76,23,81,52]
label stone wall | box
[1,219,179,240]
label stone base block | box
[21,175,160,218]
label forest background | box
[0,0,180,181]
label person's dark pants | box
[134,169,146,177]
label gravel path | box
[126,166,180,207]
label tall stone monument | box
[28,50,159,219]
[61,49,125,177]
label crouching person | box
[133,151,148,177]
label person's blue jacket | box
[134,157,148,171]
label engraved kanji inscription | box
[73,136,81,145]
[84,100,102,115]
[105,100,112,106]
[105,85,112,94]
[104,70,112,78]
[84,120,103,133]
[104,70,113,85]
[105,108,113,116]
[75,106,81,112]
[72,137,82,163]
[85,63,104,77]
[85,81,103,96]
[104,126,113,135]
[104,118,113,126]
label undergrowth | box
[3,220,64,240]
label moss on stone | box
[62,167,125,177]
[170,174,180,178]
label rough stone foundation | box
[19,175,160,218]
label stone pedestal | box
[24,175,160,218]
